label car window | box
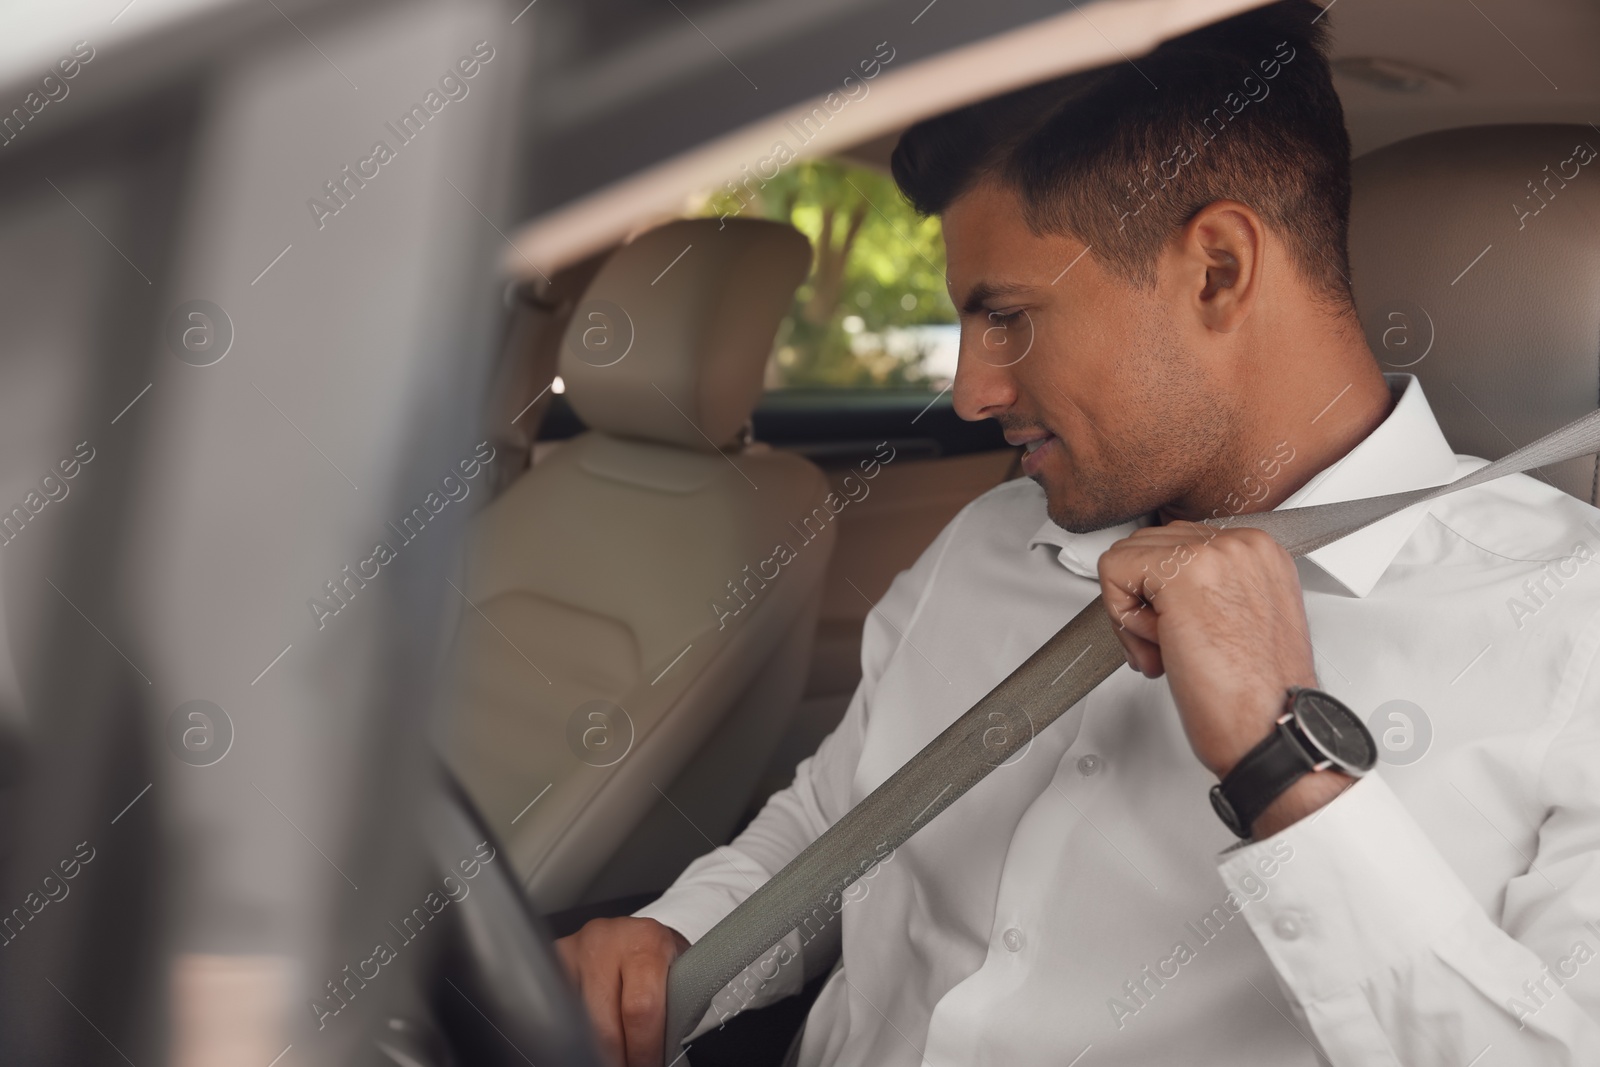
[690,159,957,392]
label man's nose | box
[952,323,1019,422]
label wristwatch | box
[1209,686,1377,839]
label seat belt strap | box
[665,407,1600,1058]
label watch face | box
[1293,689,1377,773]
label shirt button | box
[1002,927,1025,952]
[1272,914,1302,941]
[1076,754,1103,777]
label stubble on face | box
[1020,297,1237,534]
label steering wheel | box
[361,771,605,1067]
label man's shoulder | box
[954,474,1051,544]
[892,475,1049,590]
[1424,456,1600,575]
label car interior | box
[3,0,1598,1064]
[447,28,1600,940]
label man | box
[558,3,1600,1064]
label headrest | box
[1349,124,1600,504]
[558,217,812,452]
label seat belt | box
[664,406,1600,1059]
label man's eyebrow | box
[956,281,1035,316]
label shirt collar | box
[1028,374,1459,598]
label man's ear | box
[1173,200,1264,334]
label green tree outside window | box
[691,159,957,390]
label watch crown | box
[1209,783,1246,838]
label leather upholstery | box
[446,217,835,911]
[1350,124,1600,504]
[558,217,812,452]
[482,254,610,494]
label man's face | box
[942,180,1238,533]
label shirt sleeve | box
[1216,610,1600,1066]
[634,500,973,1035]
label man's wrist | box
[1249,768,1354,838]
[1208,675,1320,778]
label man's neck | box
[1157,353,1396,525]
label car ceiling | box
[846,0,1600,168]
[512,0,1270,270]
[515,0,1105,218]
[1330,0,1600,156]
[512,0,1600,276]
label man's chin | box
[1047,510,1142,536]
[1039,480,1153,535]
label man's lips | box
[1013,431,1059,475]
[1004,431,1056,454]
[1005,430,1056,453]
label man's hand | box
[555,916,691,1067]
[1098,522,1345,834]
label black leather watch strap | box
[1214,719,1317,837]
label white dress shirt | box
[637,373,1600,1066]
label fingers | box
[620,940,674,1067]
[556,918,686,1067]
[1098,527,1214,674]
[1099,568,1164,677]
[1099,523,1216,610]
[1098,547,1161,636]
[1123,630,1163,677]
[554,933,580,983]
[1097,525,1302,678]
[1100,570,1156,635]
[580,955,627,1067]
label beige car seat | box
[446,217,838,911]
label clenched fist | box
[1097,522,1349,836]
[556,916,691,1067]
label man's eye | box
[987,309,1025,325]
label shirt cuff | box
[1215,772,1481,1002]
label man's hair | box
[890,0,1353,307]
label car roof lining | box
[507,0,1600,278]
[505,0,1273,276]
